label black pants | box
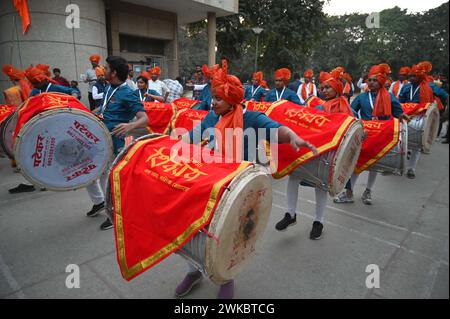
[88,92,95,111]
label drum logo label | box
[31,134,45,167]
[73,120,100,144]
[66,164,97,181]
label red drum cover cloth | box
[110,135,251,280]
[264,101,356,179]
[143,102,176,135]
[401,103,433,117]
[0,105,17,125]
[305,96,326,109]
[354,119,400,173]
[14,93,89,141]
[172,98,199,110]
[171,108,208,132]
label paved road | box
[0,143,448,299]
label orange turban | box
[368,63,392,117]
[343,73,352,83]
[36,64,51,77]
[304,69,314,78]
[411,61,434,103]
[274,68,292,81]
[140,71,152,80]
[252,71,263,84]
[2,64,25,81]
[25,66,56,86]
[150,66,161,76]
[211,59,244,162]
[202,64,220,79]
[95,66,105,77]
[399,67,411,75]
[318,70,353,116]
[89,55,101,64]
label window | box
[119,34,165,55]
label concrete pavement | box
[0,143,448,299]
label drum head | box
[14,108,113,191]
[330,121,364,196]
[0,112,17,159]
[205,165,272,284]
[399,120,408,174]
[422,104,440,154]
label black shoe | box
[8,183,35,194]
[442,139,449,144]
[275,213,297,231]
[406,169,415,179]
[86,202,105,217]
[100,218,113,230]
[310,221,324,240]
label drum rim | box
[330,120,364,196]
[13,108,114,191]
[422,103,440,153]
[204,165,272,284]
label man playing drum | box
[398,61,449,179]
[244,71,267,102]
[178,60,318,299]
[334,63,409,205]
[85,56,148,230]
[265,68,302,105]
[276,69,354,239]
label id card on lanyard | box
[100,82,127,116]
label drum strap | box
[276,87,286,101]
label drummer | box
[297,69,317,105]
[398,61,449,179]
[389,67,410,99]
[334,63,409,205]
[190,64,219,111]
[135,75,164,102]
[85,56,148,231]
[244,71,267,101]
[276,69,354,239]
[178,60,318,299]
[265,68,302,105]
[7,65,80,194]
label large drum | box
[289,120,365,196]
[14,95,113,191]
[106,134,273,285]
[0,107,19,159]
[368,121,408,176]
[407,103,440,154]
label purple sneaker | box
[175,271,203,297]
[218,280,234,299]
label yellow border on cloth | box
[271,116,355,179]
[145,103,177,135]
[112,136,250,280]
[354,118,400,174]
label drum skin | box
[407,104,440,154]
[14,108,113,191]
[0,112,18,159]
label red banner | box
[172,98,199,110]
[265,101,356,178]
[14,93,89,141]
[111,135,251,280]
[354,119,400,173]
[305,96,325,109]
[143,102,176,135]
[0,104,17,125]
[401,103,433,117]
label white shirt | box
[92,86,104,100]
[297,82,317,104]
[148,79,170,97]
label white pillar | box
[207,12,217,66]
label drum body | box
[0,111,18,159]
[14,108,113,191]
[408,104,440,154]
[106,134,273,285]
[369,121,408,175]
[290,121,364,196]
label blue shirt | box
[29,83,76,97]
[399,82,449,103]
[188,110,282,162]
[134,88,161,102]
[194,83,213,111]
[244,85,266,101]
[351,91,403,120]
[100,83,145,153]
[288,80,301,93]
[264,87,302,105]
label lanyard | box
[410,85,420,101]
[101,82,127,115]
[368,92,375,110]
[40,83,52,94]
[252,85,261,98]
[276,87,286,101]
[138,89,148,102]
